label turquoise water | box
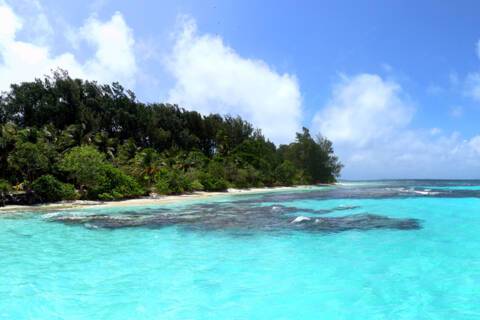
[2,181,480,319]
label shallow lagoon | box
[2,181,480,319]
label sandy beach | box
[0,185,324,213]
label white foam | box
[291,216,311,223]
[413,190,440,196]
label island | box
[0,71,342,206]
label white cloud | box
[313,74,414,147]
[165,17,302,144]
[11,0,53,45]
[468,135,480,154]
[0,3,21,43]
[79,12,137,86]
[0,2,137,92]
[313,73,480,179]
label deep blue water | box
[2,181,480,319]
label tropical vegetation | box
[0,70,342,204]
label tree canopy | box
[0,71,342,203]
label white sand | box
[0,185,325,212]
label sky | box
[2,0,480,179]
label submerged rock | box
[304,214,421,232]
[47,201,422,234]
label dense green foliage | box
[0,71,342,203]
[0,179,11,193]
[0,179,12,205]
[31,175,77,202]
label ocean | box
[1,180,480,319]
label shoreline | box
[0,185,328,213]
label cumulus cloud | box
[165,17,302,144]
[7,0,54,45]
[313,73,480,179]
[313,74,414,147]
[78,13,137,86]
[0,2,137,92]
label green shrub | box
[0,179,12,206]
[7,141,55,182]
[190,179,204,191]
[154,178,170,195]
[229,165,261,188]
[59,146,107,188]
[0,179,11,193]
[59,146,144,200]
[185,169,205,191]
[31,175,77,202]
[89,165,145,200]
[293,171,310,185]
[198,172,228,192]
[154,168,194,195]
[192,160,228,192]
[274,161,297,186]
[207,161,226,179]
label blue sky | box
[2,0,480,179]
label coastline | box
[0,185,327,213]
